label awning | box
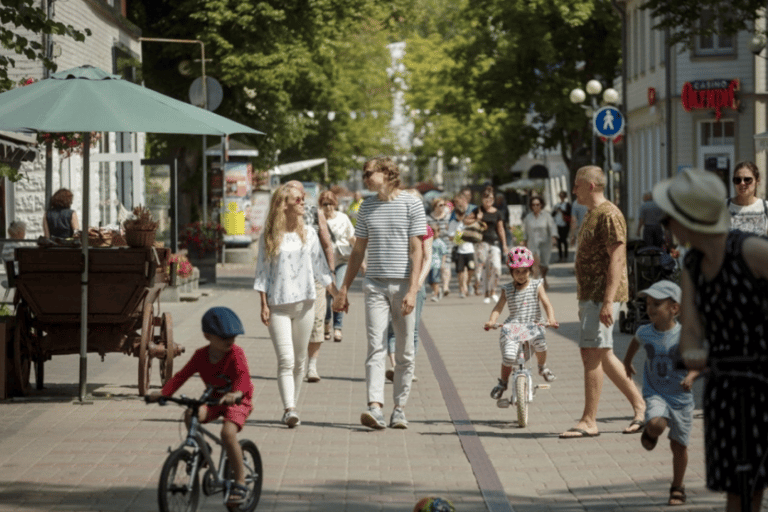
[205,138,260,157]
[0,130,39,168]
[273,158,327,176]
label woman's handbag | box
[460,221,486,243]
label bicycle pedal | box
[536,384,551,390]
[496,398,510,408]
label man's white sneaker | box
[483,297,491,304]
[282,410,300,428]
[390,407,408,429]
[361,406,387,430]
[491,294,499,302]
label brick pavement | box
[0,261,763,511]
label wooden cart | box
[9,246,184,396]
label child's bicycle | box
[485,322,551,428]
[145,380,262,512]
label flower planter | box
[186,245,216,284]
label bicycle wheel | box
[515,374,529,428]
[158,448,201,512]
[224,439,263,512]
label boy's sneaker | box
[539,366,556,382]
[483,297,491,304]
[360,406,387,430]
[490,378,508,399]
[390,407,408,429]
[491,294,499,303]
[282,410,300,428]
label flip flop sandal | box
[641,429,658,451]
[668,485,686,506]
[623,419,644,434]
[227,482,249,505]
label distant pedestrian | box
[428,196,452,297]
[636,191,665,247]
[44,188,79,238]
[654,167,768,512]
[333,157,427,430]
[727,160,768,236]
[553,191,572,262]
[428,224,448,302]
[476,187,508,304]
[320,190,356,343]
[254,184,337,428]
[560,165,645,439]
[522,196,557,289]
[622,280,699,506]
[447,194,478,298]
[485,247,559,404]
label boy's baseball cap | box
[638,280,681,304]
[202,307,245,338]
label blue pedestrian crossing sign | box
[593,106,624,139]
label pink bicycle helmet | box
[508,246,534,269]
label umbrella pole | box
[78,134,91,401]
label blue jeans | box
[325,263,348,329]
[387,283,426,356]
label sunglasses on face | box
[531,202,541,207]
[733,176,754,185]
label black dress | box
[685,230,768,494]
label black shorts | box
[455,253,475,273]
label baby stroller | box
[619,240,677,334]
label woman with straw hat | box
[653,167,768,511]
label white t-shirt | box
[325,212,355,264]
[728,198,768,236]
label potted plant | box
[179,221,225,284]
[123,206,159,248]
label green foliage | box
[642,0,765,49]
[0,162,26,182]
[129,0,395,185]
[0,0,91,91]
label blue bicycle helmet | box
[201,307,245,338]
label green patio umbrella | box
[0,65,263,400]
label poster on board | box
[222,161,254,245]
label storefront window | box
[701,120,735,146]
[696,11,734,55]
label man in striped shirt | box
[333,157,427,430]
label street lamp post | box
[570,80,620,166]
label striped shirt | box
[502,279,543,324]
[355,192,427,279]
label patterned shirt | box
[355,192,427,279]
[575,201,629,303]
[636,322,692,409]
[431,238,447,270]
[502,279,544,324]
[254,229,332,305]
[728,198,768,236]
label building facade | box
[624,0,766,229]
[0,0,144,238]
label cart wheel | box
[159,312,174,385]
[138,301,153,396]
[13,308,32,395]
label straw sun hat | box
[652,167,730,234]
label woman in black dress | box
[475,187,508,303]
[654,167,768,512]
[43,188,79,238]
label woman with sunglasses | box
[727,161,768,236]
[318,190,356,342]
[522,196,557,289]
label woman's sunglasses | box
[733,176,754,185]
[320,202,334,207]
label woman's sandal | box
[668,485,686,506]
[227,482,249,505]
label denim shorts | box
[645,394,693,447]
[427,267,441,285]
[578,300,619,349]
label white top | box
[523,211,557,247]
[728,198,768,236]
[355,192,427,279]
[254,229,333,306]
[326,212,355,264]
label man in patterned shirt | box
[333,157,427,430]
[560,166,645,439]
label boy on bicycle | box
[622,280,699,506]
[484,247,559,402]
[147,307,253,506]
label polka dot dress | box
[685,231,768,494]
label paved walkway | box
[0,261,760,511]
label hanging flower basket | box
[123,206,159,248]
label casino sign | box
[681,79,739,120]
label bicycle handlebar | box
[144,374,242,407]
